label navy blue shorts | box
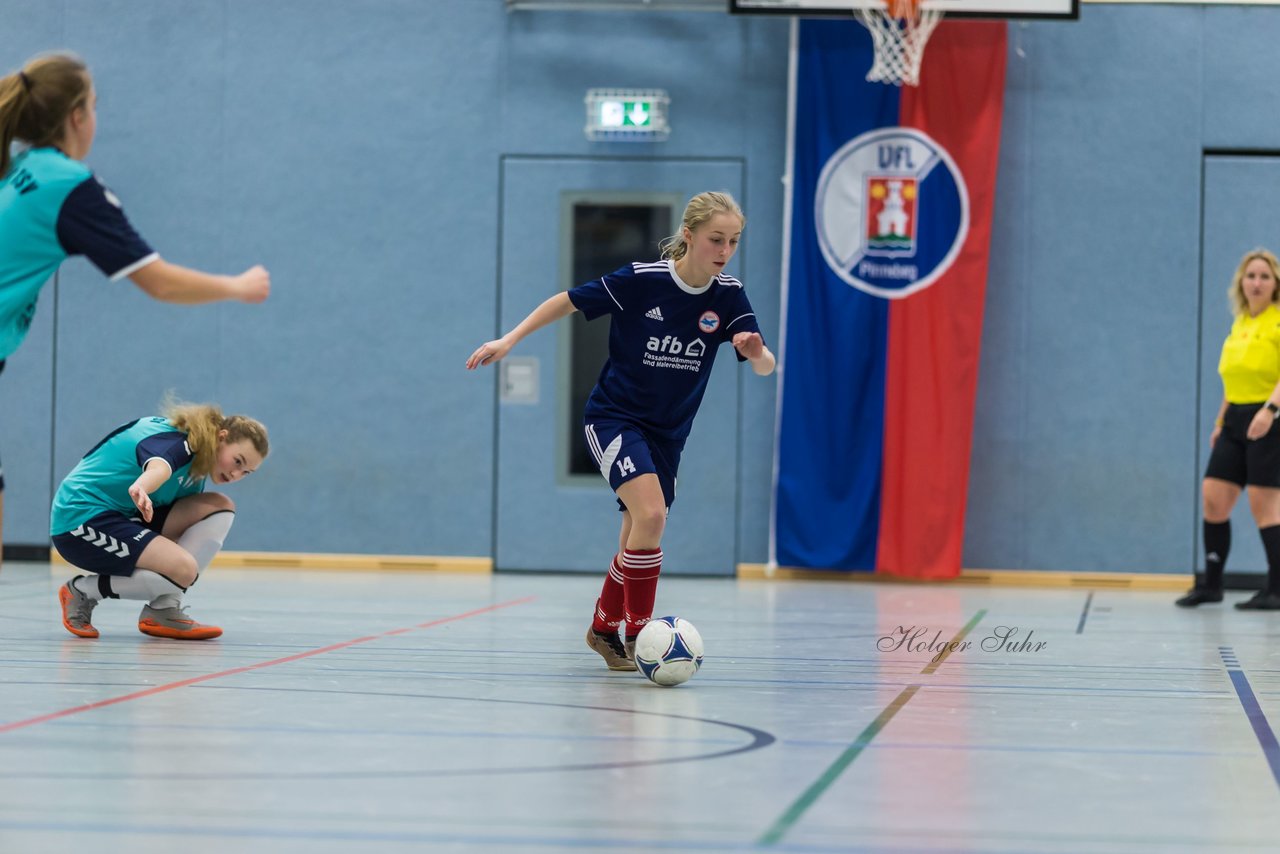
[584,420,683,511]
[51,505,173,576]
[1205,403,1280,488]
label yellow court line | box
[737,563,1189,590]
[49,550,492,573]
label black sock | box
[1259,525,1280,594]
[98,575,119,600]
[1204,520,1230,590]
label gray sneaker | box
[59,578,99,639]
[138,604,222,640]
[586,627,637,671]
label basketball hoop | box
[855,0,944,87]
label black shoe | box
[1175,587,1223,607]
[1235,591,1280,610]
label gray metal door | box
[1197,155,1280,577]
[496,156,744,574]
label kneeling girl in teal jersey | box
[52,400,268,640]
[0,52,271,569]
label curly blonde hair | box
[162,396,269,479]
[1228,248,1280,318]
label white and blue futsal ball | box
[634,616,704,687]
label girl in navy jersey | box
[468,191,775,670]
[53,399,268,640]
[0,52,270,570]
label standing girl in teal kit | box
[0,52,271,567]
[53,400,269,640]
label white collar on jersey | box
[667,258,714,294]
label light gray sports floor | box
[2,560,1279,854]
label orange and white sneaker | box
[138,604,222,640]
[59,578,100,639]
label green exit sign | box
[601,100,654,128]
[585,89,670,142]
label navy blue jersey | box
[568,259,762,440]
[0,147,156,358]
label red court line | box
[0,595,536,735]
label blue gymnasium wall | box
[0,0,788,563]
[965,3,1271,574]
[0,1,1271,573]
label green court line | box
[921,608,987,675]
[757,608,987,847]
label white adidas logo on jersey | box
[645,306,664,321]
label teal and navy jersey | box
[51,416,205,535]
[0,147,156,359]
[568,259,762,440]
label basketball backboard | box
[730,0,1079,19]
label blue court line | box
[18,720,1255,760]
[214,673,1235,697]
[0,674,1237,700]
[1075,590,1093,634]
[0,818,1260,854]
[0,819,996,854]
[0,684,776,781]
[1219,646,1280,791]
[780,740,1256,759]
[39,717,748,745]
[0,652,1231,674]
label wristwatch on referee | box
[1266,402,1280,417]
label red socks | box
[592,548,664,637]
[621,547,662,638]
[591,554,627,633]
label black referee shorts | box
[1205,402,1280,488]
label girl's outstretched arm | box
[466,292,577,369]
[130,259,270,305]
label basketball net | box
[854,0,944,87]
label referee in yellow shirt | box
[1180,248,1280,609]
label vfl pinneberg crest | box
[814,127,968,299]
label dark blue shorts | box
[51,506,173,576]
[584,420,684,512]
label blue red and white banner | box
[771,18,1006,578]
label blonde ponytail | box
[659,191,745,261]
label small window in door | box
[559,195,677,481]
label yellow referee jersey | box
[1219,304,1280,403]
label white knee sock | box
[72,575,106,601]
[104,570,186,603]
[148,511,235,609]
[178,511,234,576]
